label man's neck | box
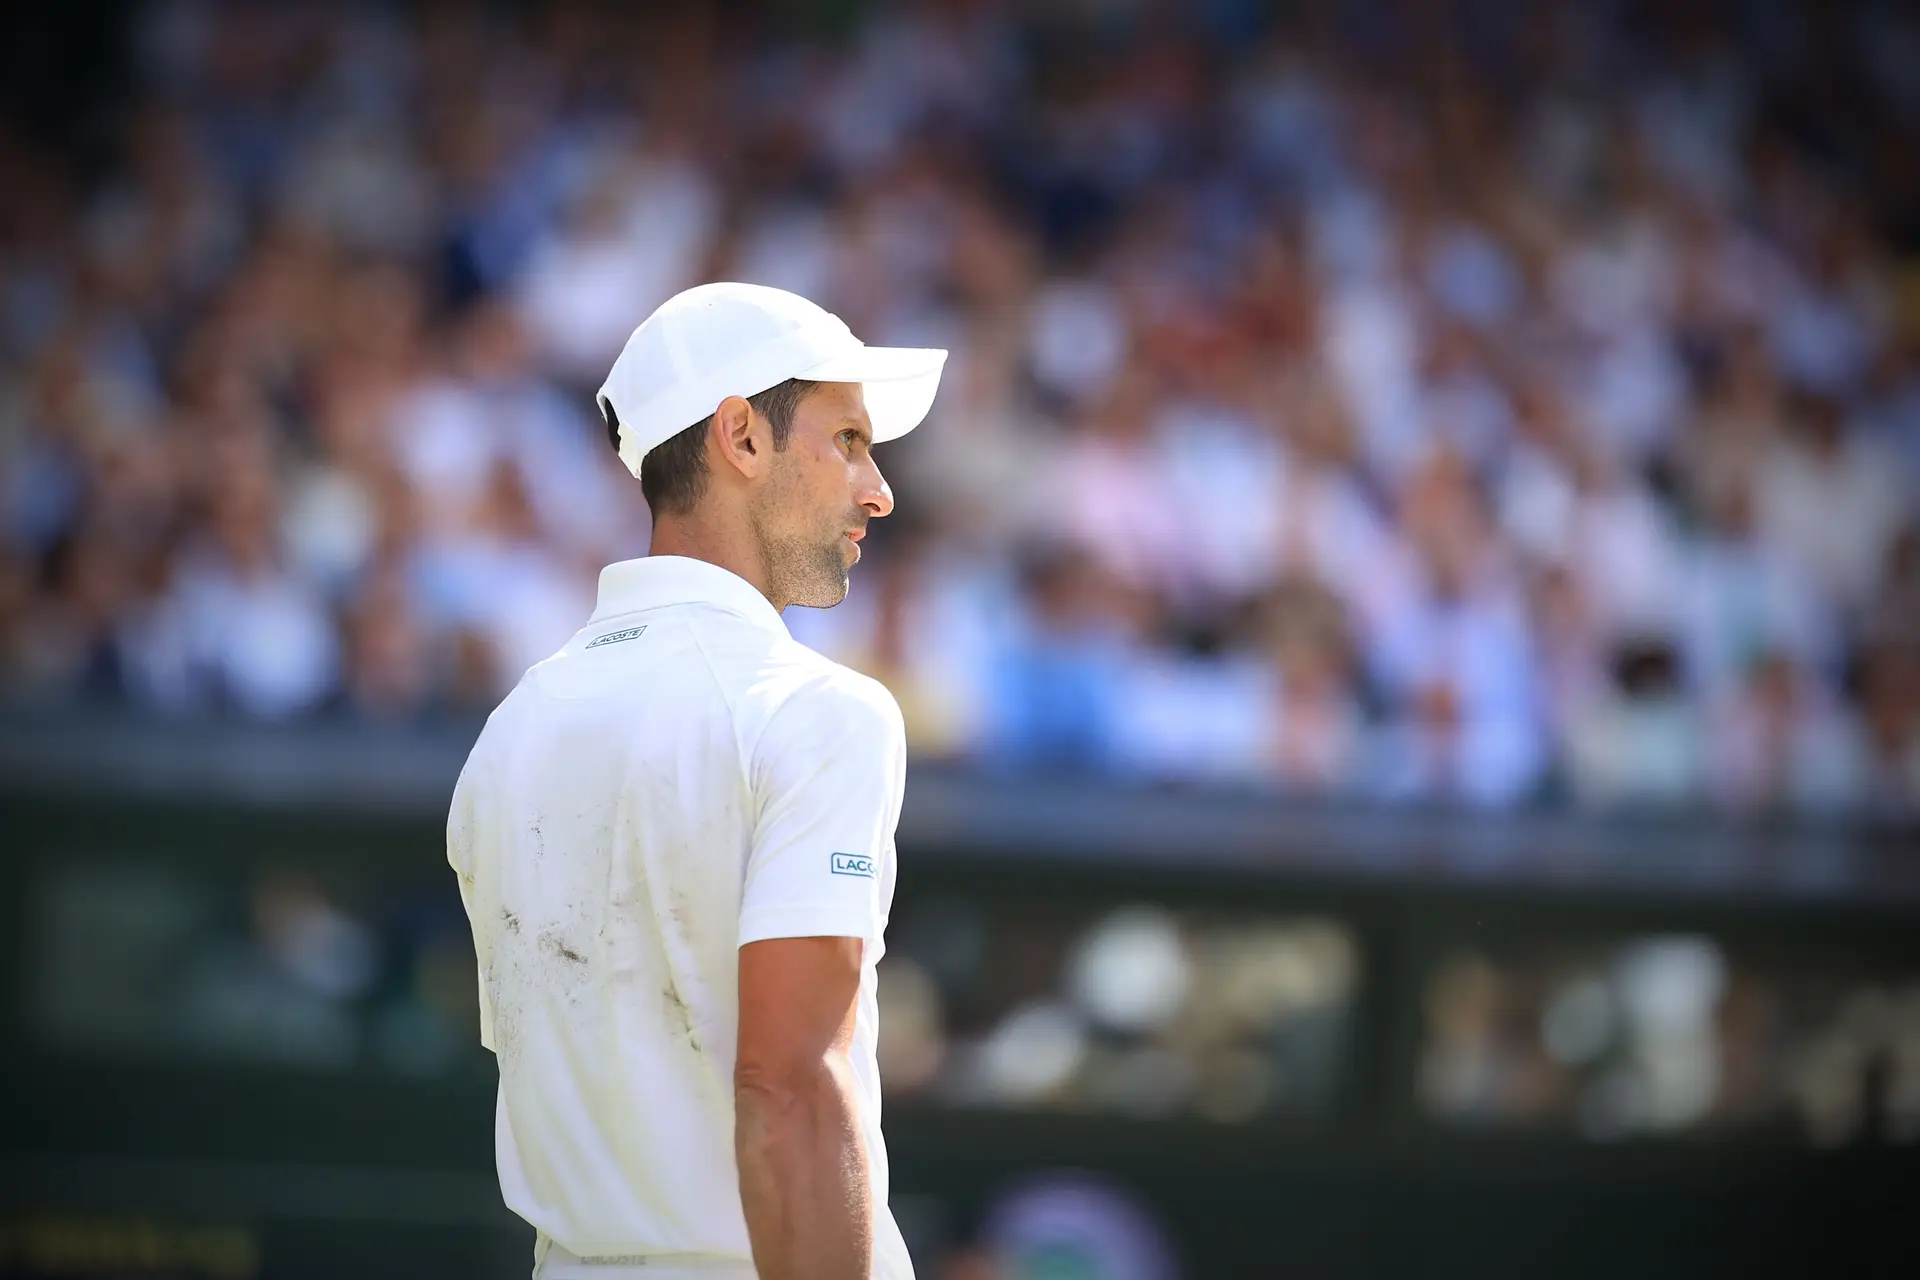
[647,518,780,609]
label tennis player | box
[448,282,946,1279]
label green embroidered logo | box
[586,625,648,650]
[831,853,875,878]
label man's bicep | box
[737,936,863,1079]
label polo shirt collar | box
[591,556,790,637]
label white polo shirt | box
[447,555,913,1279]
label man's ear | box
[711,395,768,480]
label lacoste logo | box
[831,853,875,878]
[586,625,648,650]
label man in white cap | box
[447,282,946,1279]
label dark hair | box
[601,379,819,517]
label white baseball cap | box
[596,281,949,479]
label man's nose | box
[858,460,894,519]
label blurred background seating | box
[3,0,1916,817]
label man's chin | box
[791,560,852,609]
[795,585,851,609]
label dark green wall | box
[3,783,1916,1279]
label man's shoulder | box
[749,641,904,745]
[771,642,903,721]
[459,678,533,763]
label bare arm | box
[735,934,870,1280]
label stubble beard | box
[750,498,852,611]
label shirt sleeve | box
[740,670,907,948]
[454,867,499,1053]
[447,766,497,1053]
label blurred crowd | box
[2,0,1917,816]
[1422,936,1920,1145]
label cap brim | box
[795,345,948,443]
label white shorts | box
[533,1235,757,1280]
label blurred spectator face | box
[1263,585,1361,789]
[1287,373,1359,470]
[308,362,391,474]
[1861,648,1920,808]
[1872,528,1920,645]
[1709,650,1859,814]
[472,458,541,544]
[459,299,530,385]
[1530,566,1590,653]
[1864,651,1918,744]
[1274,626,1346,702]
[209,464,279,577]
[1751,654,1800,729]
[1029,547,1109,638]
[30,329,105,438]
[327,263,425,373]
[1794,393,1845,459]
[88,435,176,544]
[69,531,134,624]
[1401,450,1491,597]
[1705,471,1760,541]
[344,565,435,719]
[447,627,502,708]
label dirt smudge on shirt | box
[662,979,700,1053]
